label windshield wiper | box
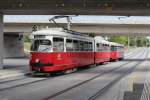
[41,47,51,52]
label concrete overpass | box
[4,23,150,36]
[2,22,150,61]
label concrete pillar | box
[0,13,3,69]
[134,36,137,47]
[128,36,130,48]
[4,34,25,58]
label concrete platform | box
[0,58,29,79]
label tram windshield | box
[31,39,52,52]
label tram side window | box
[104,44,108,51]
[72,41,93,52]
[116,46,118,51]
[103,44,106,52]
[79,41,84,51]
[111,46,114,51]
[96,43,102,51]
[102,44,105,51]
[53,37,64,52]
[89,42,93,51]
[102,44,106,51]
[66,39,73,51]
[105,44,110,52]
[111,46,117,51]
[73,40,79,51]
[83,41,89,51]
[118,46,120,51]
[108,45,111,51]
[96,43,99,51]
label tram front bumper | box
[30,62,53,71]
[31,62,53,67]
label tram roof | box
[109,42,124,47]
[32,28,93,41]
[94,36,110,45]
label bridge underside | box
[4,23,150,36]
[3,9,150,16]
[0,0,150,16]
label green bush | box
[24,35,30,42]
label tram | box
[29,28,124,74]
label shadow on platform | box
[123,83,149,100]
[3,58,29,69]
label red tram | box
[110,42,124,61]
[29,28,124,75]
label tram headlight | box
[35,58,40,63]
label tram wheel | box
[63,68,77,74]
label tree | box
[109,36,128,45]
[23,34,30,42]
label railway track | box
[41,48,147,100]
[88,48,149,100]
[124,48,143,57]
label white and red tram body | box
[110,42,124,61]
[29,28,124,73]
[94,36,111,64]
[30,28,95,72]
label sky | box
[4,15,150,24]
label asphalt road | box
[0,47,149,100]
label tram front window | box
[31,39,51,52]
